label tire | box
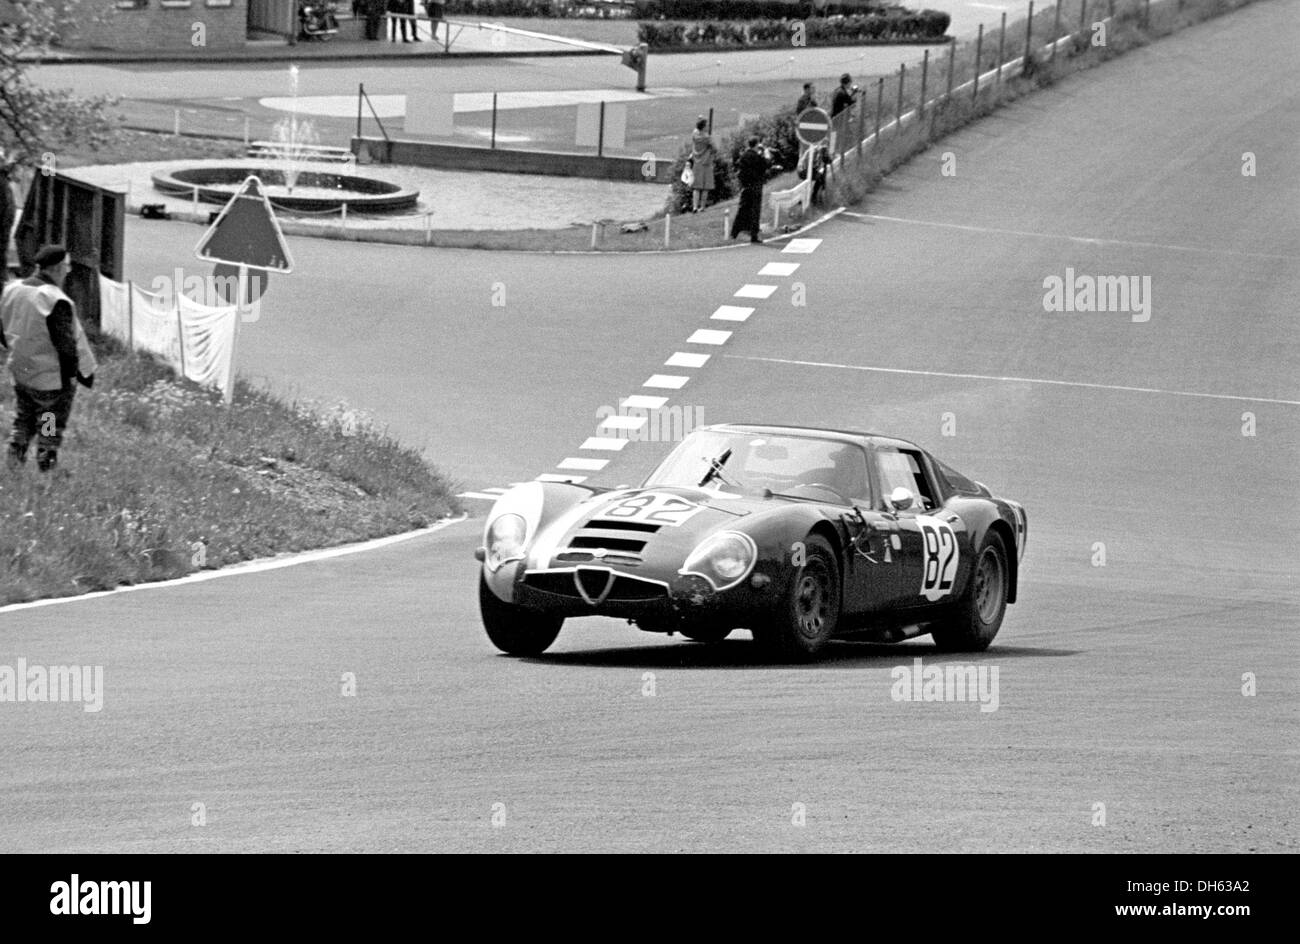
[753,534,839,660]
[930,532,1008,652]
[479,575,563,656]
[679,626,732,644]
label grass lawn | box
[0,336,460,606]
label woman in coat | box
[688,117,716,213]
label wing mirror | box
[888,486,915,511]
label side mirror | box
[888,486,915,511]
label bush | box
[638,9,950,49]
[664,109,799,214]
[633,0,885,18]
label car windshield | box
[644,429,869,504]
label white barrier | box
[99,275,239,399]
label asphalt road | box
[1,0,1296,852]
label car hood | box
[525,485,780,574]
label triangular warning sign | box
[195,176,294,273]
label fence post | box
[357,83,364,141]
[946,39,956,102]
[856,94,866,157]
[873,77,883,149]
[192,186,199,216]
[973,24,984,101]
[243,116,250,149]
[173,109,180,137]
[127,280,134,350]
[1051,2,1061,65]
[896,62,905,131]
[1078,0,1088,36]
[722,209,729,239]
[919,49,929,122]
[1024,1,1035,69]
[996,12,1007,92]
[340,202,348,230]
[490,92,498,150]
[591,221,599,250]
[597,101,606,158]
[176,303,186,380]
[664,211,670,249]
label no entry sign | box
[796,107,832,146]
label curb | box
[0,513,469,616]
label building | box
[2,1,336,53]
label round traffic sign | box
[796,106,832,146]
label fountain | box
[151,65,419,215]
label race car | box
[475,424,1027,660]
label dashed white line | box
[598,414,647,431]
[644,374,689,389]
[665,351,710,368]
[558,457,609,471]
[711,305,754,322]
[734,284,777,299]
[621,394,668,409]
[758,262,800,276]
[687,329,732,345]
[782,238,822,254]
[578,437,629,451]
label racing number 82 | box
[919,520,958,600]
[603,493,702,527]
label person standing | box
[831,73,860,118]
[688,117,716,213]
[388,0,416,42]
[795,82,817,114]
[362,0,386,40]
[0,244,96,472]
[730,136,771,244]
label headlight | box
[485,513,527,572]
[680,531,757,590]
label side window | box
[876,450,938,511]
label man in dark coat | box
[361,0,385,40]
[795,82,817,115]
[730,136,771,244]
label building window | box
[115,1,148,9]
[206,0,233,6]
[159,0,193,7]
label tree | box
[1,1,115,266]
[1,1,116,168]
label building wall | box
[58,1,252,51]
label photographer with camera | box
[832,73,861,119]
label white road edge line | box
[840,212,1300,262]
[723,355,1300,406]
[0,514,469,616]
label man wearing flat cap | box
[0,244,97,472]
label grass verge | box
[0,334,460,607]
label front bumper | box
[506,565,776,624]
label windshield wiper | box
[697,448,735,488]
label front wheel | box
[930,533,1008,652]
[753,534,839,661]
[479,576,563,656]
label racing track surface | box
[2,1,1296,852]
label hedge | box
[639,10,950,48]
[441,0,897,20]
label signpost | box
[193,176,293,404]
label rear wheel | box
[479,576,563,656]
[930,533,1007,652]
[753,534,839,661]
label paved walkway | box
[68,159,665,232]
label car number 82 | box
[601,493,703,527]
[916,516,959,601]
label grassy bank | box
[0,336,459,607]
